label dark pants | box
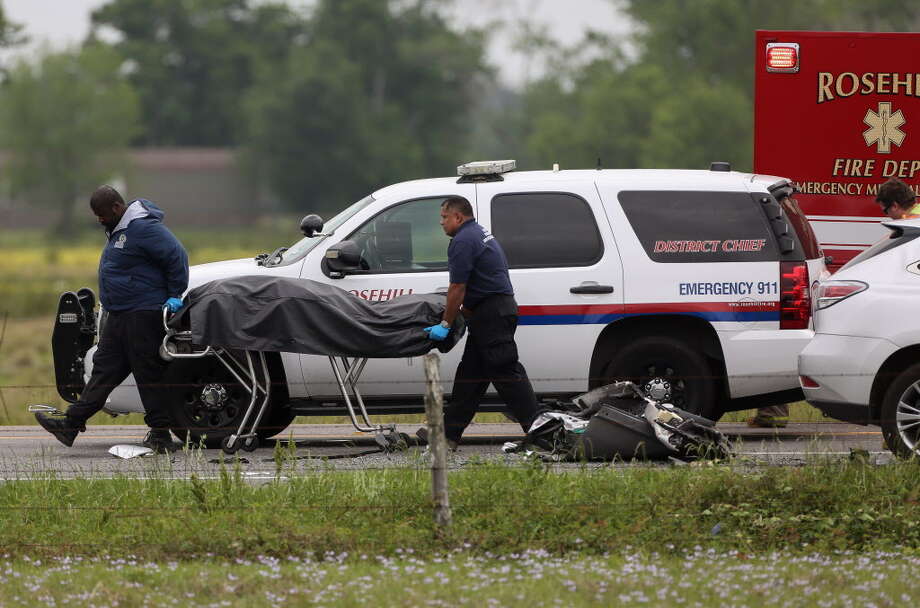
[444,295,539,442]
[66,310,172,430]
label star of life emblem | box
[863,101,906,154]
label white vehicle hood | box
[188,258,264,290]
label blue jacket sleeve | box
[139,223,189,298]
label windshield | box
[272,194,375,266]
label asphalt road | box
[0,421,893,480]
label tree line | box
[0,0,918,231]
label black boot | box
[34,411,84,447]
[143,429,178,454]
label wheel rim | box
[895,381,920,454]
[177,363,248,436]
[628,362,689,410]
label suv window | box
[618,191,780,263]
[491,192,603,268]
[779,195,822,260]
[345,197,450,273]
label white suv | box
[56,162,827,445]
[799,219,920,457]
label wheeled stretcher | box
[163,275,465,454]
[161,307,408,453]
[38,276,462,453]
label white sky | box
[1,0,632,87]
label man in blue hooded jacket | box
[35,185,189,453]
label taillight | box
[799,375,820,388]
[780,261,811,329]
[815,281,868,310]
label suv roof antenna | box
[596,157,602,170]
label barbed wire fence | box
[0,311,11,423]
[0,305,880,430]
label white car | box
[799,218,920,456]
[55,161,827,445]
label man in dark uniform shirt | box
[423,196,539,447]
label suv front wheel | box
[162,353,295,448]
[880,362,920,458]
[600,336,720,419]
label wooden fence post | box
[423,352,452,531]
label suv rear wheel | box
[880,362,920,458]
[163,353,295,448]
[600,336,719,419]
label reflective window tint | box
[780,196,822,260]
[618,191,780,263]
[491,193,603,268]
[346,197,450,273]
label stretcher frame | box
[160,310,406,454]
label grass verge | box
[0,227,292,318]
[1,459,918,560]
[0,550,916,607]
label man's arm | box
[141,223,190,297]
[444,237,474,327]
[443,282,466,326]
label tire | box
[163,352,294,448]
[257,402,297,442]
[880,362,920,458]
[600,336,720,419]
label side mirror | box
[324,240,364,275]
[300,214,324,237]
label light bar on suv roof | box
[456,159,516,184]
[457,160,516,176]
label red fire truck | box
[754,31,920,270]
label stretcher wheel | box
[381,432,410,453]
[220,435,240,455]
[242,436,259,452]
[396,432,411,450]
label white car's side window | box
[345,197,451,274]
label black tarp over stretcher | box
[168,276,465,357]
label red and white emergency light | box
[765,43,800,73]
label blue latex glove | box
[165,297,184,313]
[424,323,450,341]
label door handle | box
[570,284,614,294]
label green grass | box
[1,459,919,560]
[0,224,302,250]
[0,550,916,607]
[0,228,291,318]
